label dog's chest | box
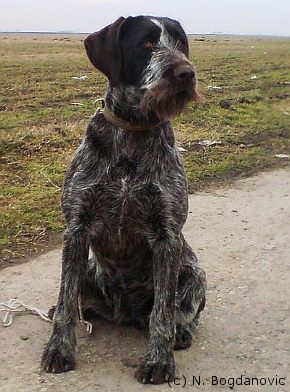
[96,155,167,230]
[91,143,186,241]
[66,127,188,245]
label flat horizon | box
[1,31,290,39]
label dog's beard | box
[140,80,199,121]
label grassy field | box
[0,33,290,266]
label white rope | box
[0,298,52,327]
[78,294,93,334]
[0,297,93,334]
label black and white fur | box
[41,15,206,385]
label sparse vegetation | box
[0,33,289,266]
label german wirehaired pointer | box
[41,15,206,384]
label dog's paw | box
[41,343,75,374]
[135,353,175,384]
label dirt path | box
[0,168,289,392]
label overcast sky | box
[1,0,290,36]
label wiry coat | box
[41,15,206,385]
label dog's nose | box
[174,65,195,81]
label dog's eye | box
[144,41,156,50]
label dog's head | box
[84,16,199,121]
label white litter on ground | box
[275,154,289,159]
[178,146,187,152]
[71,75,88,80]
[198,140,222,147]
[207,85,222,91]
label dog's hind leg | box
[48,256,115,322]
[174,239,206,350]
[79,256,115,321]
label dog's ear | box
[84,17,126,87]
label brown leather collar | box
[101,105,161,132]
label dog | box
[41,15,206,384]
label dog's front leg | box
[135,235,181,384]
[41,226,89,373]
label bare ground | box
[0,167,289,392]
